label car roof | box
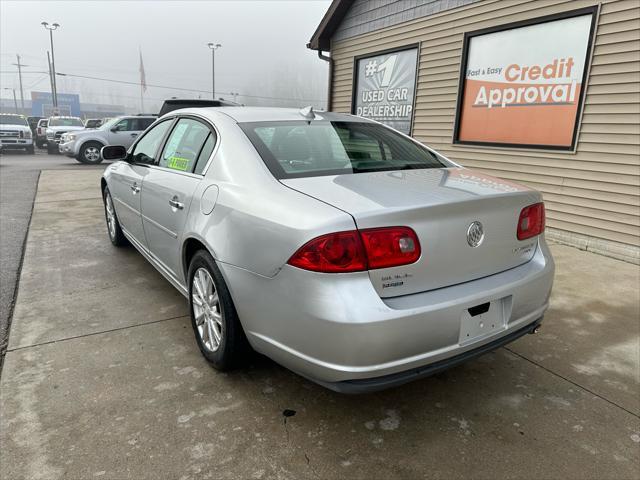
[173,106,372,124]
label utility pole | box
[207,43,221,100]
[12,55,26,111]
[47,51,55,112]
[42,22,60,108]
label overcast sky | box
[0,0,331,113]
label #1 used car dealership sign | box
[454,7,597,150]
[353,46,418,135]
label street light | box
[41,21,60,109]
[207,43,222,100]
[3,88,18,113]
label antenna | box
[299,106,315,120]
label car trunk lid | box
[281,167,542,298]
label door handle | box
[130,183,141,194]
[169,198,184,210]
[130,133,138,137]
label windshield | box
[48,117,84,127]
[0,115,28,126]
[240,121,446,179]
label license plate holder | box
[459,297,508,345]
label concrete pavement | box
[0,149,113,371]
[1,169,638,479]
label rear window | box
[49,117,83,127]
[240,121,445,179]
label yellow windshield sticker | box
[167,156,190,171]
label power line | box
[55,71,324,103]
[26,74,50,89]
[0,70,49,74]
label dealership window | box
[352,45,419,135]
[453,6,598,151]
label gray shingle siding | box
[333,0,482,42]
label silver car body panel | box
[102,106,555,391]
[220,240,552,383]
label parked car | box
[35,118,48,148]
[60,115,156,164]
[46,116,85,154]
[0,113,34,153]
[84,118,103,129]
[100,106,554,393]
[158,98,238,116]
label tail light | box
[287,231,366,273]
[359,227,420,269]
[287,227,420,273]
[517,202,545,240]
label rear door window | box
[193,133,216,174]
[159,118,211,173]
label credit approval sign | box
[454,7,597,150]
[353,46,418,135]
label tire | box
[26,145,35,154]
[188,250,250,370]
[78,141,104,164]
[47,143,56,154]
[102,186,128,247]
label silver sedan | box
[101,107,554,393]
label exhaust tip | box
[530,325,541,334]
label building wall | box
[333,0,481,42]
[329,0,640,263]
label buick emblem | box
[467,221,484,248]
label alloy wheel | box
[192,267,223,352]
[84,146,100,162]
[105,193,116,239]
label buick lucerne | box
[100,107,554,393]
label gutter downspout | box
[317,50,333,112]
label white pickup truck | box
[0,113,34,154]
[45,116,85,154]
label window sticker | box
[166,156,190,171]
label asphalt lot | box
[0,167,638,479]
[0,149,112,372]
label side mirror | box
[101,145,128,161]
[110,127,118,133]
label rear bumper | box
[317,316,542,393]
[220,238,554,390]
